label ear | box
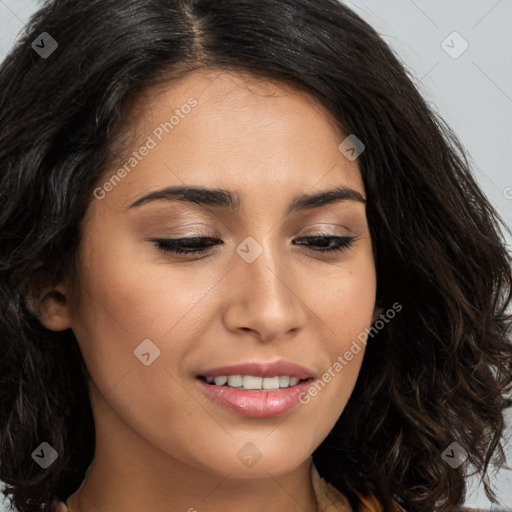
[371,304,384,324]
[25,264,73,332]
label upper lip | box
[197,359,315,380]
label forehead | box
[95,68,364,213]
[126,68,341,133]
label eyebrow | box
[127,185,366,214]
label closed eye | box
[149,234,358,257]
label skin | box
[37,69,378,512]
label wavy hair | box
[0,1,511,511]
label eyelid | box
[149,232,360,258]
[297,225,353,237]
[159,228,353,241]
[157,227,220,238]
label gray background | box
[0,0,511,510]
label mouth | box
[196,375,315,418]
[197,375,315,391]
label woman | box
[0,1,511,511]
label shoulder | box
[310,461,405,512]
[356,493,407,512]
[51,499,69,511]
[311,461,408,512]
[457,509,494,512]
[311,461,353,511]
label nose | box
[222,239,308,342]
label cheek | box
[316,242,377,348]
[69,239,205,452]
[304,246,376,406]
[73,218,376,389]
[70,222,235,419]
[69,227,192,392]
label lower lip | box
[196,377,313,418]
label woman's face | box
[48,69,377,478]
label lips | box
[196,377,314,418]
[195,360,316,417]
[196,359,315,380]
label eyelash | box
[150,234,357,257]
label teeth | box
[213,376,227,386]
[204,374,305,390]
[262,376,280,390]
[243,375,263,389]
[227,375,243,387]
[279,375,290,387]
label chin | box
[198,446,310,479]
